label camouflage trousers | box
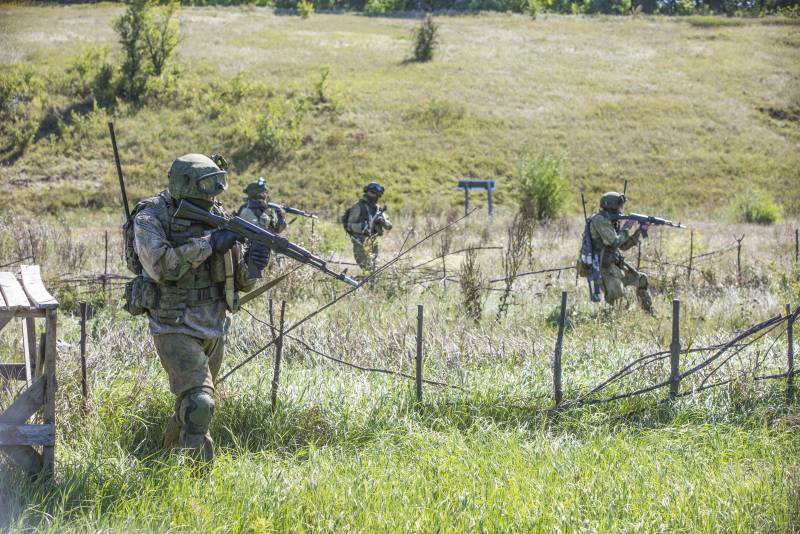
[352,236,379,274]
[153,333,224,460]
[600,262,653,312]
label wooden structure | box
[0,265,58,477]
[457,179,496,217]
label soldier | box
[589,191,653,312]
[237,177,287,234]
[343,181,392,275]
[130,154,269,461]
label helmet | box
[600,192,625,211]
[363,182,385,195]
[168,154,227,201]
[244,177,268,197]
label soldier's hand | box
[639,222,650,233]
[246,242,270,273]
[622,220,635,231]
[209,229,240,254]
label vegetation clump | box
[517,153,570,223]
[731,188,782,224]
[412,15,439,63]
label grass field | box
[1,6,799,216]
[1,5,800,532]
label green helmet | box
[168,154,227,201]
[600,191,625,211]
[244,177,268,197]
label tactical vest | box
[238,200,272,229]
[124,191,236,324]
[589,212,623,268]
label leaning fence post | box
[270,300,286,410]
[669,299,681,399]
[79,301,88,408]
[795,229,799,267]
[687,230,694,285]
[416,304,424,402]
[103,230,109,302]
[553,291,567,406]
[788,303,795,403]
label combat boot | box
[178,430,215,462]
[162,413,181,450]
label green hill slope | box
[1,6,798,217]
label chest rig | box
[590,211,623,268]
[126,192,235,325]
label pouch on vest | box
[123,275,159,316]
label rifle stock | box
[174,200,357,286]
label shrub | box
[459,247,485,323]
[298,0,315,18]
[731,189,782,225]
[517,153,570,223]
[144,0,180,76]
[412,15,439,63]
[235,99,306,164]
[406,99,465,131]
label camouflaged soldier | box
[589,192,653,312]
[343,182,392,274]
[129,154,269,461]
[237,177,287,234]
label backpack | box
[577,219,593,278]
[341,201,366,235]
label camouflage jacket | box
[133,191,256,338]
[237,200,287,234]
[346,197,392,237]
[589,210,640,266]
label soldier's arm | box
[619,229,641,250]
[591,216,630,249]
[379,211,393,231]
[133,207,212,283]
[270,208,287,234]
[346,203,365,234]
[238,207,258,226]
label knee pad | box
[178,387,215,435]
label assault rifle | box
[267,202,318,219]
[609,213,686,238]
[174,200,358,286]
[580,193,602,302]
[366,204,387,236]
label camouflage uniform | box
[346,189,392,274]
[131,154,258,460]
[589,204,652,312]
[237,178,287,234]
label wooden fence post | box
[42,309,57,478]
[270,301,286,410]
[788,304,795,403]
[636,240,642,270]
[687,230,694,285]
[416,304,424,402]
[79,301,88,407]
[669,299,681,400]
[795,229,799,267]
[736,235,744,285]
[103,230,109,302]
[553,291,567,406]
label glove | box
[245,242,271,274]
[622,220,635,231]
[209,229,239,254]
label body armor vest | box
[590,211,623,268]
[128,191,229,325]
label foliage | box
[405,99,465,131]
[308,67,339,113]
[298,0,315,17]
[412,15,439,63]
[458,247,486,322]
[730,188,782,225]
[235,98,307,164]
[0,66,45,161]
[114,0,180,102]
[517,153,570,223]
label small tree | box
[144,0,179,77]
[518,153,570,224]
[412,15,439,62]
[114,0,153,101]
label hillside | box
[1,6,798,217]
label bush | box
[412,15,439,63]
[731,189,782,225]
[517,153,570,223]
[406,99,465,131]
[235,98,306,164]
[298,0,315,17]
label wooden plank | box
[0,309,45,320]
[0,375,45,424]
[0,363,25,380]
[0,316,10,333]
[0,423,54,446]
[42,309,57,477]
[0,445,43,474]
[20,265,58,309]
[22,318,35,387]
[0,272,31,311]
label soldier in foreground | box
[237,177,287,234]
[127,154,269,461]
[343,181,392,275]
[586,192,653,312]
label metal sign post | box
[457,179,496,217]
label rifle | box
[580,193,602,302]
[267,202,318,219]
[366,204,387,236]
[108,122,131,222]
[609,213,686,238]
[174,199,358,286]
